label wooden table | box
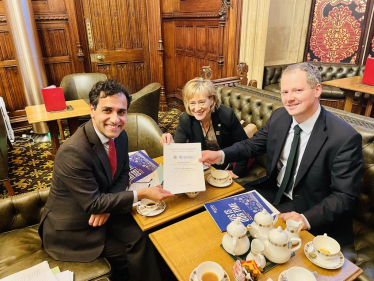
[150,211,363,281]
[25,99,90,160]
[132,157,245,231]
[322,76,374,116]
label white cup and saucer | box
[190,261,230,281]
[185,191,199,198]
[278,266,316,281]
[136,198,166,217]
[207,170,233,187]
[304,233,344,269]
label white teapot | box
[263,226,301,264]
[222,217,250,255]
[248,209,278,241]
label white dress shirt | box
[219,105,321,229]
[93,126,138,203]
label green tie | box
[273,125,302,205]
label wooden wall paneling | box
[145,0,166,110]
[224,0,242,77]
[0,23,26,115]
[116,62,136,94]
[2,67,25,112]
[81,0,151,91]
[96,63,112,78]
[179,0,222,13]
[37,22,75,86]
[64,0,88,72]
[162,20,176,97]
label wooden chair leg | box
[57,119,65,140]
[3,180,14,196]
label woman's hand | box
[226,170,239,179]
[160,133,175,145]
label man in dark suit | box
[200,63,363,246]
[39,79,173,281]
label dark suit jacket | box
[174,105,249,176]
[224,107,363,246]
[39,120,134,262]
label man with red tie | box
[39,79,173,281]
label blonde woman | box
[160,77,249,178]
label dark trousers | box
[244,179,295,213]
[101,213,161,281]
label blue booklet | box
[128,150,159,183]
[204,190,279,232]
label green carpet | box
[0,109,182,199]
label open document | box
[163,143,206,194]
[0,261,73,281]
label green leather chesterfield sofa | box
[216,84,374,281]
[0,113,162,281]
[263,62,366,110]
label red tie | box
[108,139,117,178]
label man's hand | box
[137,185,174,202]
[226,170,239,179]
[160,133,175,145]
[199,150,222,166]
[89,213,110,227]
[280,211,308,230]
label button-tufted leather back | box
[263,62,365,86]
[216,85,283,130]
[353,125,374,227]
[0,188,49,234]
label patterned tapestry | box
[307,0,368,63]
[369,35,374,58]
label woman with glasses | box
[160,77,249,179]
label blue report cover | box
[128,150,159,183]
[204,190,279,232]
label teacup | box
[286,266,316,281]
[210,170,230,184]
[246,238,266,268]
[196,261,225,281]
[185,192,199,198]
[312,233,340,261]
[138,198,160,213]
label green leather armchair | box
[60,73,108,104]
[128,83,161,124]
[0,111,14,196]
[0,188,112,281]
[125,113,163,159]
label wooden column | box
[3,0,49,133]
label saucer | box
[136,201,166,217]
[304,241,344,269]
[207,175,233,187]
[190,267,230,281]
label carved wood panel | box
[162,0,242,110]
[0,0,83,131]
[82,0,151,93]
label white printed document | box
[163,143,206,194]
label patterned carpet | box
[0,109,183,199]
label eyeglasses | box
[189,100,208,109]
